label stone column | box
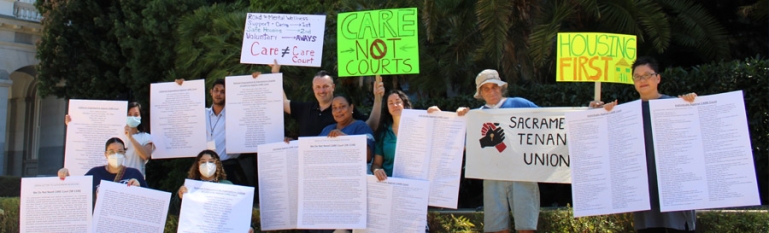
[0,70,12,175]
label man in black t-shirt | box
[254,61,384,137]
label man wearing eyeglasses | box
[592,57,697,233]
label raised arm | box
[366,75,385,131]
[252,60,292,114]
[126,129,155,161]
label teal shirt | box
[375,124,397,176]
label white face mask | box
[199,162,217,178]
[127,116,141,128]
[107,153,125,168]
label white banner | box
[650,91,760,212]
[257,141,299,231]
[64,100,127,176]
[392,109,466,208]
[150,80,207,159]
[225,74,285,153]
[465,107,586,183]
[240,13,326,67]
[297,136,367,229]
[353,176,429,233]
[20,176,94,233]
[566,101,651,217]
[92,181,171,233]
[178,179,255,233]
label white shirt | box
[123,132,152,176]
[484,97,508,109]
[206,106,239,160]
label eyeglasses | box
[388,101,403,106]
[632,73,657,82]
[106,149,126,155]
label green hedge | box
[0,197,766,232]
[0,176,20,197]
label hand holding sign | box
[373,74,385,97]
[269,59,281,73]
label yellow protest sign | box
[556,33,636,84]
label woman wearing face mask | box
[170,150,255,232]
[170,150,230,215]
[58,137,147,196]
[65,102,155,176]
[123,102,155,176]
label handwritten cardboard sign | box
[556,33,637,84]
[240,13,326,67]
[337,8,420,77]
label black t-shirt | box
[290,101,368,137]
[85,166,148,195]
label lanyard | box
[209,112,221,137]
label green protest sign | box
[337,8,420,77]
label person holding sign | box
[174,78,253,187]
[171,150,255,233]
[429,69,539,233]
[371,90,412,180]
[310,95,375,233]
[170,150,232,213]
[252,60,385,137]
[58,137,147,196]
[370,90,432,233]
[65,102,156,177]
[591,57,697,233]
[319,95,375,162]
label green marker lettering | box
[399,9,416,36]
[379,10,397,37]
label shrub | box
[0,176,20,197]
[0,197,19,233]
[1,196,767,233]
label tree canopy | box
[36,0,762,103]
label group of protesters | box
[56,56,698,233]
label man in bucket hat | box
[429,69,540,233]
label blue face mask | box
[127,116,141,128]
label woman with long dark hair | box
[170,149,230,214]
[371,90,412,181]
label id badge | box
[206,140,216,150]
